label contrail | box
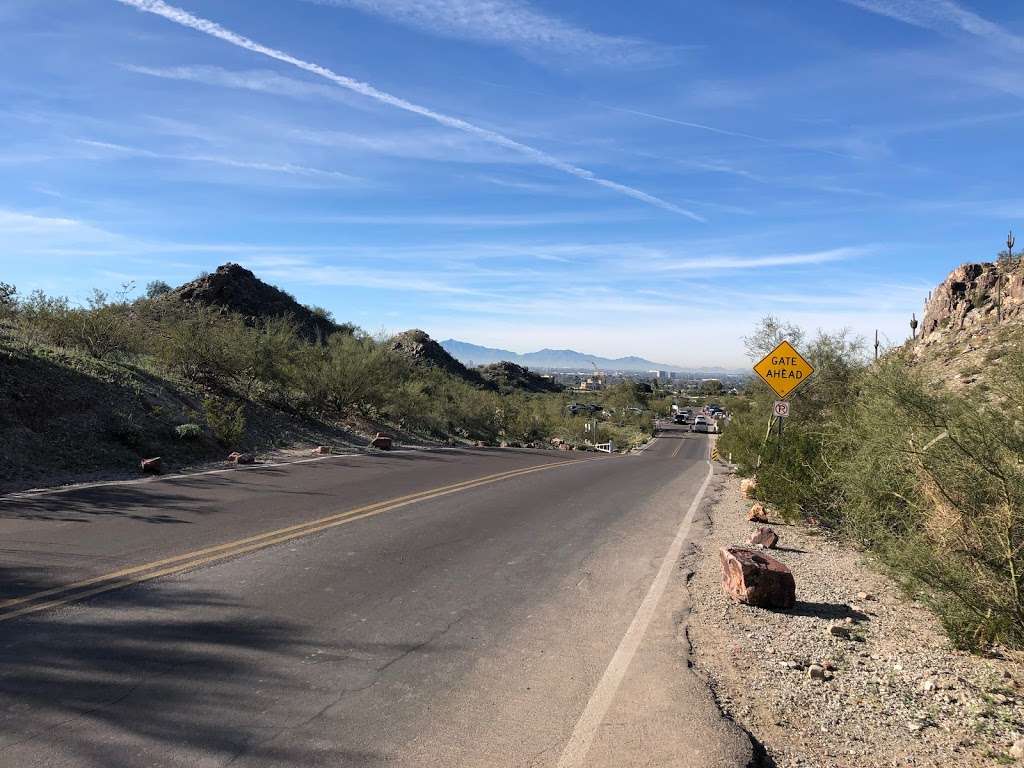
[596,103,857,160]
[113,0,703,221]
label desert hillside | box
[909,260,1024,390]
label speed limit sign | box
[773,400,790,418]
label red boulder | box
[750,526,779,548]
[140,457,162,474]
[747,502,768,522]
[371,433,393,450]
[719,546,796,610]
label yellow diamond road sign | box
[753,340,814,399]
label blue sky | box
[2,0,1021,368]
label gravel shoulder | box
[685,470,1024,768]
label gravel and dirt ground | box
[685,470,1024,768]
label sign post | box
[753,341,813,461]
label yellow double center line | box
[0,457,590,623]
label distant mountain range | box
[440,339,742,374]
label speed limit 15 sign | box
[773,400,790,418]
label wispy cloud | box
[290,127,528,164]
[304,0,677,68]
[300,212,635,227]
[121,63,369,108]
[842,0,1024,53]
[76,138,361,182]
[113,0,702,220]
[647,246,869,272]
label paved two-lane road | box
[0,425,752,767]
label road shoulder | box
[686,473,1024,768]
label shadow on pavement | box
[0,568,397,767]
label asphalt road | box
[0,426,753,767]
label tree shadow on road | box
[0,567,400,768]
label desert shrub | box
[832,351,1024,649]
[152,307,256,389]
[724,316,1024,650]
[0,282,15,318]
[145,280,172,299]
[175,423,202,441]
[292,332,404,414]
[203,396,246,447]
[107,410,144,448]
[16,289,137,360]
[65,291,137,359]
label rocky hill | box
[909,260,1024,389]
[476,361,564,394]
[921,261,1024,336]
[167,263,338,342]
[389,329,489,388]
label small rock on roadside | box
[747,502,768,522]
[750,526,779,548]
[140,456,162,474]
[808,664,832,682]
[829,623,852,639]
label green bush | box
[722,316,1024,650]
[175,423,202,441]
[832,352,1024,649]
[203,397,246,447]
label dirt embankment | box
[686,473,1024,768]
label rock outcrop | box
[168,263,338,342]
[389,329,489,388]
[476,361,564,394]
[921,261,1024,337]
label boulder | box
[740,477,757,499]
[313,445,332,455]
[719,546,796,610]
[228,452,255,465]
[749,526,779,548]
[371,433,393,450]
[140,457,162,474]
[747,502,768,523]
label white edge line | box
[555,447,714,768]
